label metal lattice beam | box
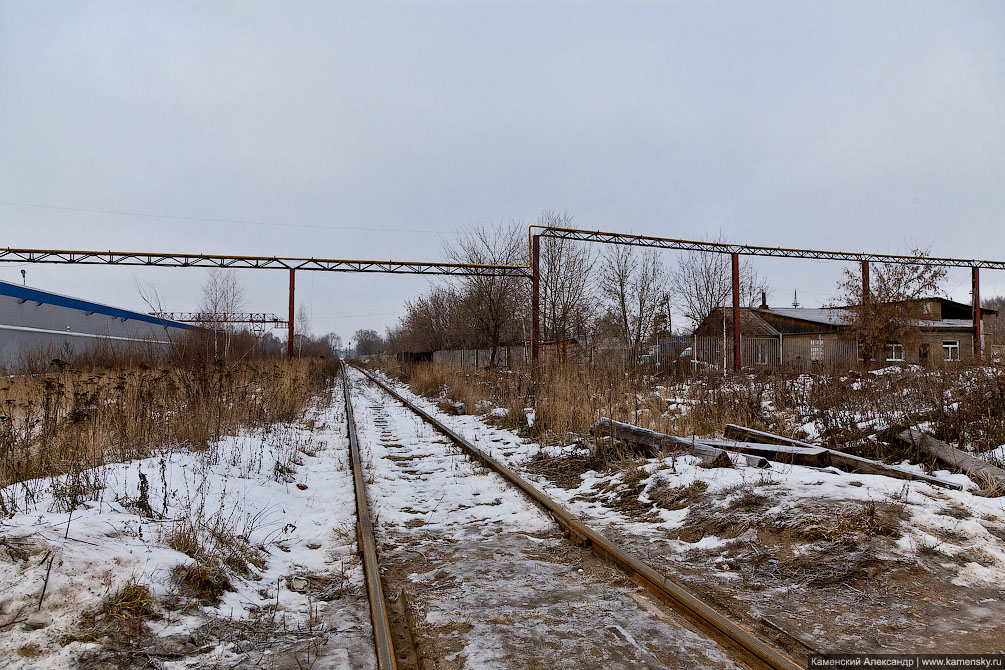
[0,248,532,277]
[533,226,1005,269]
[151,312,288,327]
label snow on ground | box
[0,392,375,670]
[361,367,1005,654]
[366,369,1005,589]
[348,368,741,669]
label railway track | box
[341,361,802,670]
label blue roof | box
[0,280,192,330]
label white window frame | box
[754,342,768,365]
[810,338,824,362]
[943,340,960,362]
[885,342,904,362]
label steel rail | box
[341,362,398,670]
[352,365,802,670]
[0,247,532,277]
[530,225,1005,269]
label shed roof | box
[756,307,982,331]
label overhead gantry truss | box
[4,225,999,367]
[527,225,1000,369]
[531,226,1005,270]
[0,248,532,278]
[151,312,288,326]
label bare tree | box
[294,305,312,356]
[670,234,768,329]
[538,211,596,342]
[199,270,245,361]
[353,329,384,356]
[832,247,948,361]
[445,221,527,366]
[599,246,670,357]
[400,286,461,352]
[325,332,344,356]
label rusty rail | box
[341,362,397,669]
[352,364,802,670]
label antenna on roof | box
[792,289,800,308]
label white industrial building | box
[0,279,191,370]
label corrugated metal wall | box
[0,281,191,369]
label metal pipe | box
[531,226,1005,269]
[731,253,741,372]
[861,260,871,366]
[288,268,295,361]
[973,266,982,361]
[531,234,540,366]
[0,248,531,277]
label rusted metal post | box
[531,235,540,367]
[861,260,871,365]
[731,253,740,372]
[973,266,982,361]
[287,268,295,360]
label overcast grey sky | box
[2,1,1003,340]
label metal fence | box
[656,335,857,371]
[782,337,858,369]
[431,336,865,372]
[680,336,781,371]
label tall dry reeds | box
[0,357,339,515]
[378,359,1005,455]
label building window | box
[754,342,768,365]
[885,342,904,362]
[943,340,960,361]
[810,339,824,362]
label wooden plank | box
[726,424,962,490]
[899,429,1005,492]
[699,439,832,468]
[724,424,817,449]
[589,418,767,468]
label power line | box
[313,311,400,319]
[0,200,452,235]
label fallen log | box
[698,439,832,468]
[898,429,1005,493]
[725,424,962,490]
[589,418,766,468]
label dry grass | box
[97,581,158,623]
[383,360,790,445]
[649,479,709,511]
[0,358,339,515]
[66,580,160,645]
[172,562,232,604]
[379,360,1005,474]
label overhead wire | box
[0,200,453,234]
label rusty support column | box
[288,268,295,360]
[731,253,740,372]
[861,260,871,365]
[973,266,982,361]
[531,235,540,367]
